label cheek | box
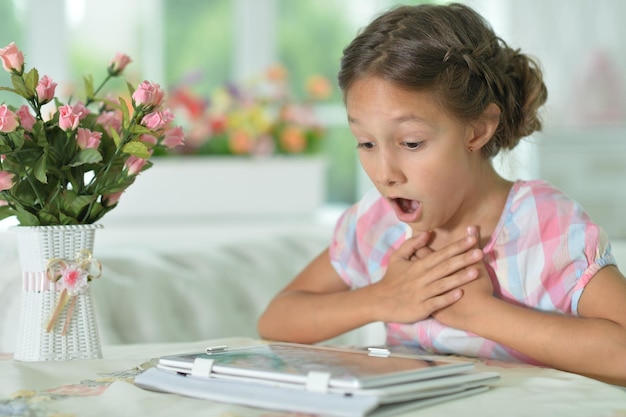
[357,152,377,179]
[408,154,471,194]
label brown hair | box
[338,3,548,157]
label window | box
[0,0,24,108]
[0,0,453,209]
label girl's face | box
[346,76,484,234]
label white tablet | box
[157,342,479,390]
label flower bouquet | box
[0,42,184,361]
[0,42,184,226]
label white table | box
[1,338,625,417]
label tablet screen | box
[163,343,472,388]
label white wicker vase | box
[13,224,103,361]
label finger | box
[417,232,480,272]
[423,287,464,313]
[394,231,431,260]
[411,246,433,260]
[466,225,480,247]
[428,266,479,297]
[413,227,480,262]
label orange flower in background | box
[279,125,307,153]
[306,75,332,100]
[266,64,288,81]
[228,130,255,154]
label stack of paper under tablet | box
[134,342,499,417]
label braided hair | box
[338,3,548,157]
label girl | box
[257,3,626,386]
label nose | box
[373,151,404,187]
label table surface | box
[2,337,626,417]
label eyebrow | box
[348,114,432,126]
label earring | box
[468,146,474,152]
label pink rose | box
[16,105,36,131]
[76,128,102,150]
[132,81,164,107]
[138,134,158,146]
[161,108,175,124]
[102,191,123,207]
[96,110,122,135]
[0,105,18,133]
[35,75,57,104]
[162,126,185,149]
[0,170,14,191]
[58,105,81,132]
[141,111,168,130]
[72,102,90,120]
[123,155,148,176]
[109,53,132,76]
[0,42,24,74]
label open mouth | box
[394,198,419,214]
[389,197,421,223]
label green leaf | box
[10,74,30,98]
[83,75,94,101]
[58,212,79,225]
[7,131,25,150]
[80,201,106,224]
[39,202,63,225]
[0,86,19,94]
[66,194,96,216]
[32,155,48,183]
[109,125,122,147]
[24,68,39,93]
[126,81,135,99]
[31,122,49,148]
[15,207,40,226]
[0,205,15,222]
[122,141,150,159]
[119,97,131,130]
[129,125,154,135]
[12,181,43,206]
[0,134,13,153]
[69,148,103,167]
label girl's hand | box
[432,226,495,329]
[370,230,483,323]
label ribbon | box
[45,249,102,335]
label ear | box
[467,103,501,151]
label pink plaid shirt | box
[329,180,616,362]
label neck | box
[416,163,512,250]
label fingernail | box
[466,226,477,236]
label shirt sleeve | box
[328,204,369,289]
[490,180,617,316]
[570,225,617,314]
[531,182,617,315]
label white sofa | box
[0,217,388,353]
[1,219,625,354]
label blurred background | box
[1,0,625,240]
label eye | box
[402,141,423,150]
[356,142,375,150]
